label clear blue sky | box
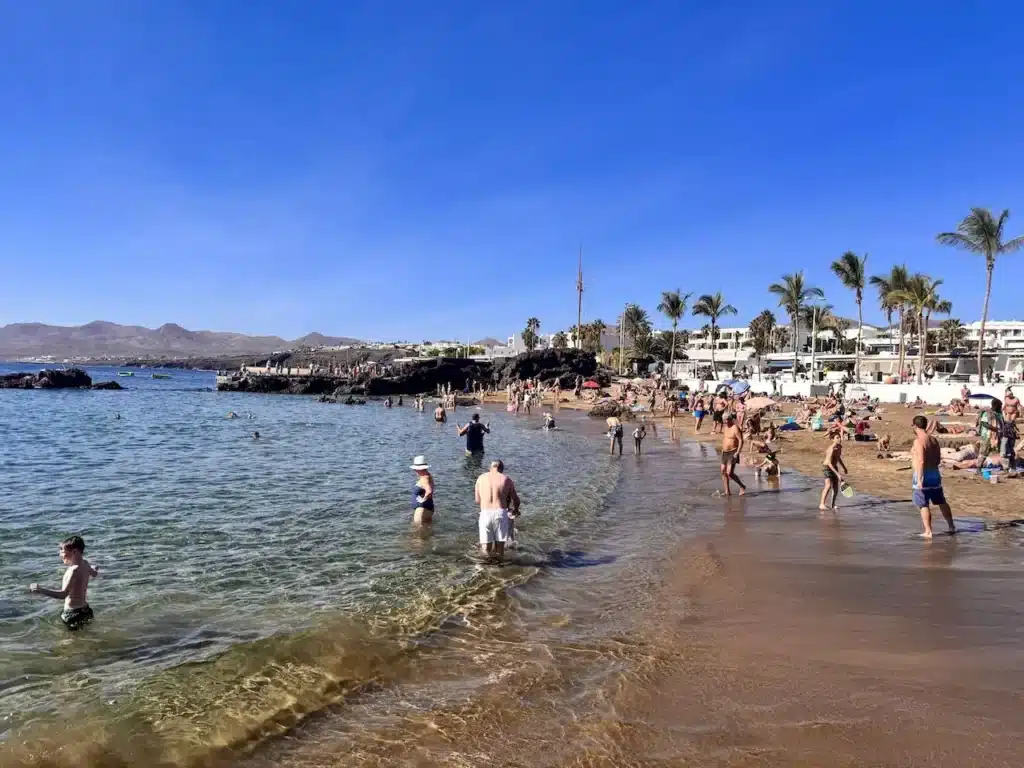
[1,1,1022,341]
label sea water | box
[0,365,623,761]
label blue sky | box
[1,1,1022,342]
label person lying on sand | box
[876,434,892,459]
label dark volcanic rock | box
[362,358,492,396]
[91,380,124,390]
[589,400,630,419]
[218,374,342,395]
[1,368,93,389]
[492,349,603,388]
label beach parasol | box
[743,396,775,411]
[582,380,600,389]
[723,379,750,395]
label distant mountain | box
[293,332,362,348]
[474,337,504,347]
[0,321,361,359]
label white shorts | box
[478,509,510,544]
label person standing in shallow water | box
[457,413,490,455]
[719,413,746,496]
[410,455,435,524]
[911,415,955,538]
[819,433,847,511]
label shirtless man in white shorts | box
[474,460,521,561]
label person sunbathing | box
[877,434,892,458]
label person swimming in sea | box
[434,403,447,423]
[227,411,238,419]
[543,413,556,430]
[29,535,98,631]
[252,431,260,440]
[410,455,435,524]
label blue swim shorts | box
[912,486,947,508]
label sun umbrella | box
[743,396,775,411]
[729,380,751,395]
[582,380,600,389]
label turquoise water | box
[0,365,619,758]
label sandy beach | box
[485,390,1024,525]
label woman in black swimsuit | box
[411,455,435,524]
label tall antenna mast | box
[575,246,584,350]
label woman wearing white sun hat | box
[410,455,435,524]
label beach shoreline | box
[482,389,1024,524]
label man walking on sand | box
[911,414,956,538]
[474,460,521,561]
[719,413,746,496]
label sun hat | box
[410,455,430,470]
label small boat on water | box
[151,373,172,379]
[118,371,134,377]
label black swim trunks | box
[61,604,94,631]
[712,410,724,423]
[822,466,839,484]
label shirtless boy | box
[29,535,98,630]
[911,414,956,538]
[820,433,848,511]
[719,413,746,496]
[474,460,521,561]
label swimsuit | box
[912,468,946,508]
[413,483,434,511]
[694,409,705,419]
[61,604,94,631]
[479,508,510,544]
[465,422,486,453]
[721,450,737,466]
[822,466,839,484]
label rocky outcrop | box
[1,368,93,389]
[218,374,343,395]
[355,358,492,396]
[492,349,606,388]
[91,380,124,390]
[589,400,631,420]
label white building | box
[964,320,1024,350]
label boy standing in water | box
[29,535,98,630]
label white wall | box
[671,378,1007,405]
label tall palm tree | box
[830,251,867,381]
[767,271,824,376]
[869,265,910,379]
[622,304,652,343]
[937,208,1024,384]
[891,275,948,384]
[939,318,967,352]
[748,309,776,380]
[692,292,737,379]
[523,317,541,351]
[800,302,835,380]
[656,289,692,367]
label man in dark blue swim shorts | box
[911,415,955,538]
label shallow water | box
[3,366,1024,767]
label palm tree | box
[748,310,776,380]
[939,318,967,352]
[631,329,655,359]
[772,326,789,354]
[692,292,737,379]
[552,331,568,349]
[891,275,948,384]
[585,319,607,355]
[830,251,867,381]
[869,265,910,379]
[523,317,541,351]
[656,289,692,367]
[768,272,824,376]
[800,303,835,380]
[623,304,652,343]
[937,208,1024,384]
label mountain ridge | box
[0,321,362,359]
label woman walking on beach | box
[411,456,435,524]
